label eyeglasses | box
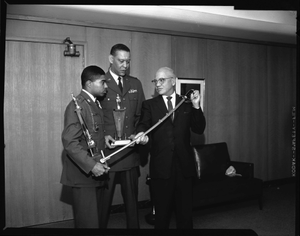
[151,77,173,85]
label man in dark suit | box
[98,44,145,228]
[135,67,206,229]
[61,65,110,228]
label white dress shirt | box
[109,69,123,86]
[82,89,102,108]
[162,92,176,110]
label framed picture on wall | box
[176,78,205,110]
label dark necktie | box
[167,96,174,121]
[118,77,123,92]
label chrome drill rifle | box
[71,94,97,157]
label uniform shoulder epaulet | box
[126,75,138,80]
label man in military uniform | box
[99,44,145,228]
[61,65,110,228]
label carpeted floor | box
[106,182,296,236]
[29,182,297,236]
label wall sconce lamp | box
[63,37,80,57]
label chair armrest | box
[230,161,254,179]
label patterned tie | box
[118,77,123,92]
[167,96,174,121]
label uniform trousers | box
[151,154,194,229]
[98,166,139,228]
[72,186,103,228]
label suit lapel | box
[175,94,183,106]
[173,94,183,122]
[155,95,168,114]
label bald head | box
[155,67,176,79]
[154,67,176,96]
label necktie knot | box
[167,96,173,111]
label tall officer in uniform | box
[99,44,145,228]
[61,65,110,228]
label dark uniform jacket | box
[60,91,106,187]
[136,94,206,179]
[99,71,145,171]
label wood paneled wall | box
[206,40,240,162]
[267,46,296,180]
[4,17,296,227]
[4,40,83,226]
[86,27,131,71]
[131,32,172,99]
[171,36,207,145]
[238,43,269,178]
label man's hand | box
[128,134,136,147]
[134,132,149,145]
[190,90,201,109]
[105,135,116,149]
[91,162,110,177]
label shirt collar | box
[82,89,96,102]
[109,69,122,83]
[162,91,176,100]
[162,92,176,107]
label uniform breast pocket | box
[128,93,138,101]
[128,93,138,109]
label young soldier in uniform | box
[61,65,110,228]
